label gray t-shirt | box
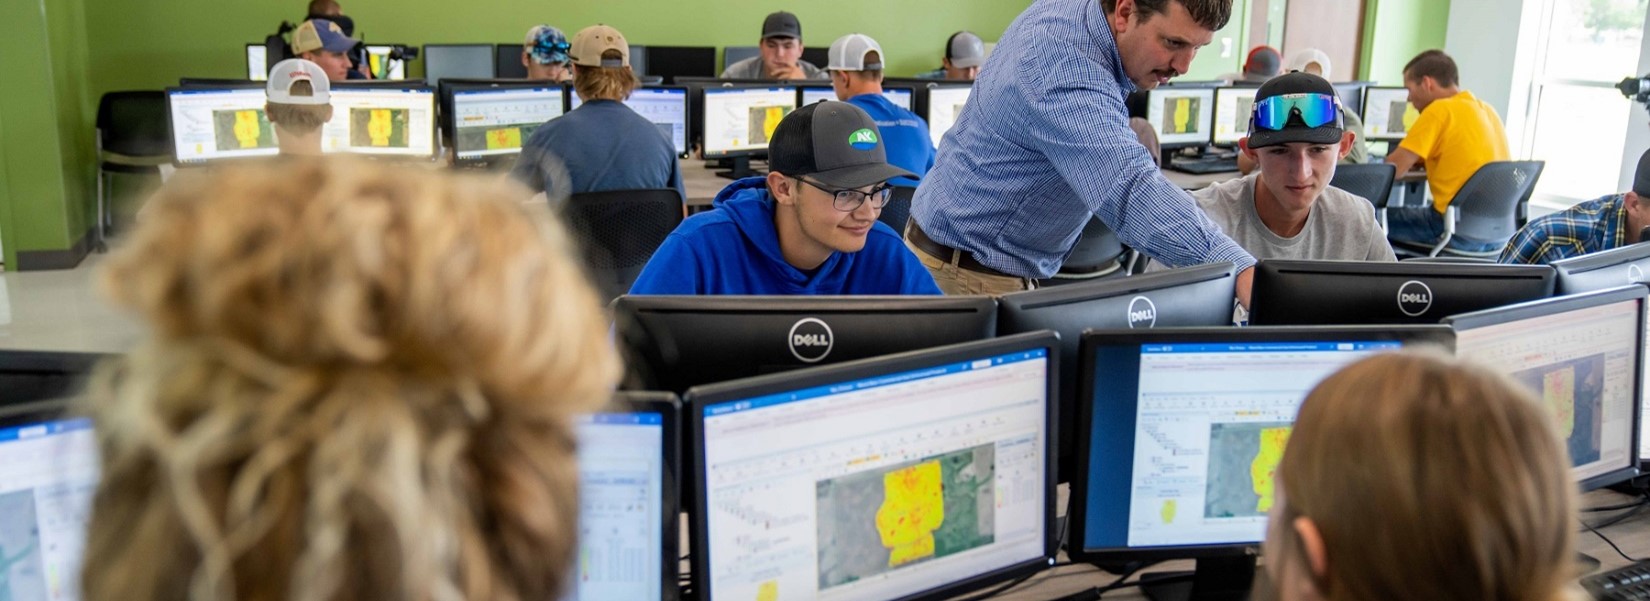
[719,56,827,80]
[1152,173,1395,269]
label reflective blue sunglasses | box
[1249,93,1343,133]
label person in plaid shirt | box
[1500,149,1650,264]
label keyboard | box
[1167,156,1239,175]
[1582,560,1650,600]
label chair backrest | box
[879,186,914,233]
[96,91,172,158]
[1328,162,1396,211]
[1452,160,1545,245]
[1060,216,1125,273]
[562,189,685,301]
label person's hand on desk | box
[1385,147,1424,175]
[1236,266,1254,310]
[766,64,808,80]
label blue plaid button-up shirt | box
[1499,194,1629,265]
[909,0,1254,278]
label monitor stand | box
[1139,556,1256,601]
[714,155,763,180]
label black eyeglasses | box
[796,178,893,212]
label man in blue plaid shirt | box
[1500,149,1650,264]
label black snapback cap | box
[762,11,802,40]
[1248,71,1346,148]
[1635,148,1650,198]
[768,101,916,190]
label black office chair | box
[1393,160,1544,259]
[879,187,914,233]
[1040,217,1129,286]
[1329,162,1396,230]
[562,189,685,302]
[96,90,173,251]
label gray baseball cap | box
[768,101,916,189]
[946,31,987,69]
[762,11,802,40]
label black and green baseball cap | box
[768,101,916,190]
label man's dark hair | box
[1403,49,1459,87]
[1100,0,1232,31]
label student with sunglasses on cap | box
[1155,72,1394,271]
[915,31,988,80]
[511,25,683,203]
[629,101,940,295]
[828,33,934,190]
[522,24,573,82]
[1500,148,1650,264]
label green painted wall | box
[81,0,1033,95]
[0,0,93,269]
[1358,0,1451,84]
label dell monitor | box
[686,332,1058,601]
[1553,242,1650,294]
[422,44,495,85]
[644,46,718,83]
[1070,325,1455,599]
[321,83,437,159]
[569,85,692,157]
[613,295,998,394]
[699,84,798,178]
[1211,86,1257,146]
[1447,286,1645,489]
[0,350,108,406]
[166,84,280,165]
[1248,259,1556,325]
[494,43,529,79]
[923,83,973,148]
[445,82,565,164]
[1360,86,1417,142]
[364,44,408,80]
[246,44,269,81]
[0,399,98,599]
[997,263,1239,482]
[797,86,914,111]
[1333,80,1372,116]
[563,391,680,601]
[1148,87,1216,149]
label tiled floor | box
[0,256,143,353]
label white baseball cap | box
[266,59,331,105]
[827,33,884,71]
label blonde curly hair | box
[81,158,620,601]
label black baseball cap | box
[1636,148,1650,197]
[1247,71,1346,148]
[769,101,916,190]
[762,11,802,40]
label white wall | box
[1443,0,1544,152]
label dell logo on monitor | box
[788,318,834,363]
[1127,295,1158,328]
[1630,264,1645,284]
[1396,280,1434,317]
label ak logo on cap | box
[848,128,879,151]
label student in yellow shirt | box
[1384,50,1512,253]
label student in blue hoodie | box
[826,33,934,189]
[629,101,942,295]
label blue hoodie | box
[628,177,942,295]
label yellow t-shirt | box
[1398,90,1511,214]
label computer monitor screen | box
[1447,287,1644,489]
[1553,242,1650,294]
[924,84,973,148]
[797,87,913,110]
[1361,86,1418,142]
[365,45,407,80]
[563,392,679,601]
[448,84,564,162]
[1071,326,1454,561]
[0,351,107,406]
[645,46,718,83]
[246,44,268,81]
[1211,87,1257,146]
[997,263,1238,481]
[423,44,495,85]
[1147,87,1215,147]
[700,85,797,157]
[1249,259,1556,325]
[321,85,437,158]
[613,295,998,393]
[0,402,98,599]
[1333,81,1371,116]
[166,85,280,164]
[569,86,691,156]
[687,333,1057,601]
[495,44,529,79]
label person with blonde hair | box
[511,24,683,202]
[79,157,620,601]
[1263,351,1583,601]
